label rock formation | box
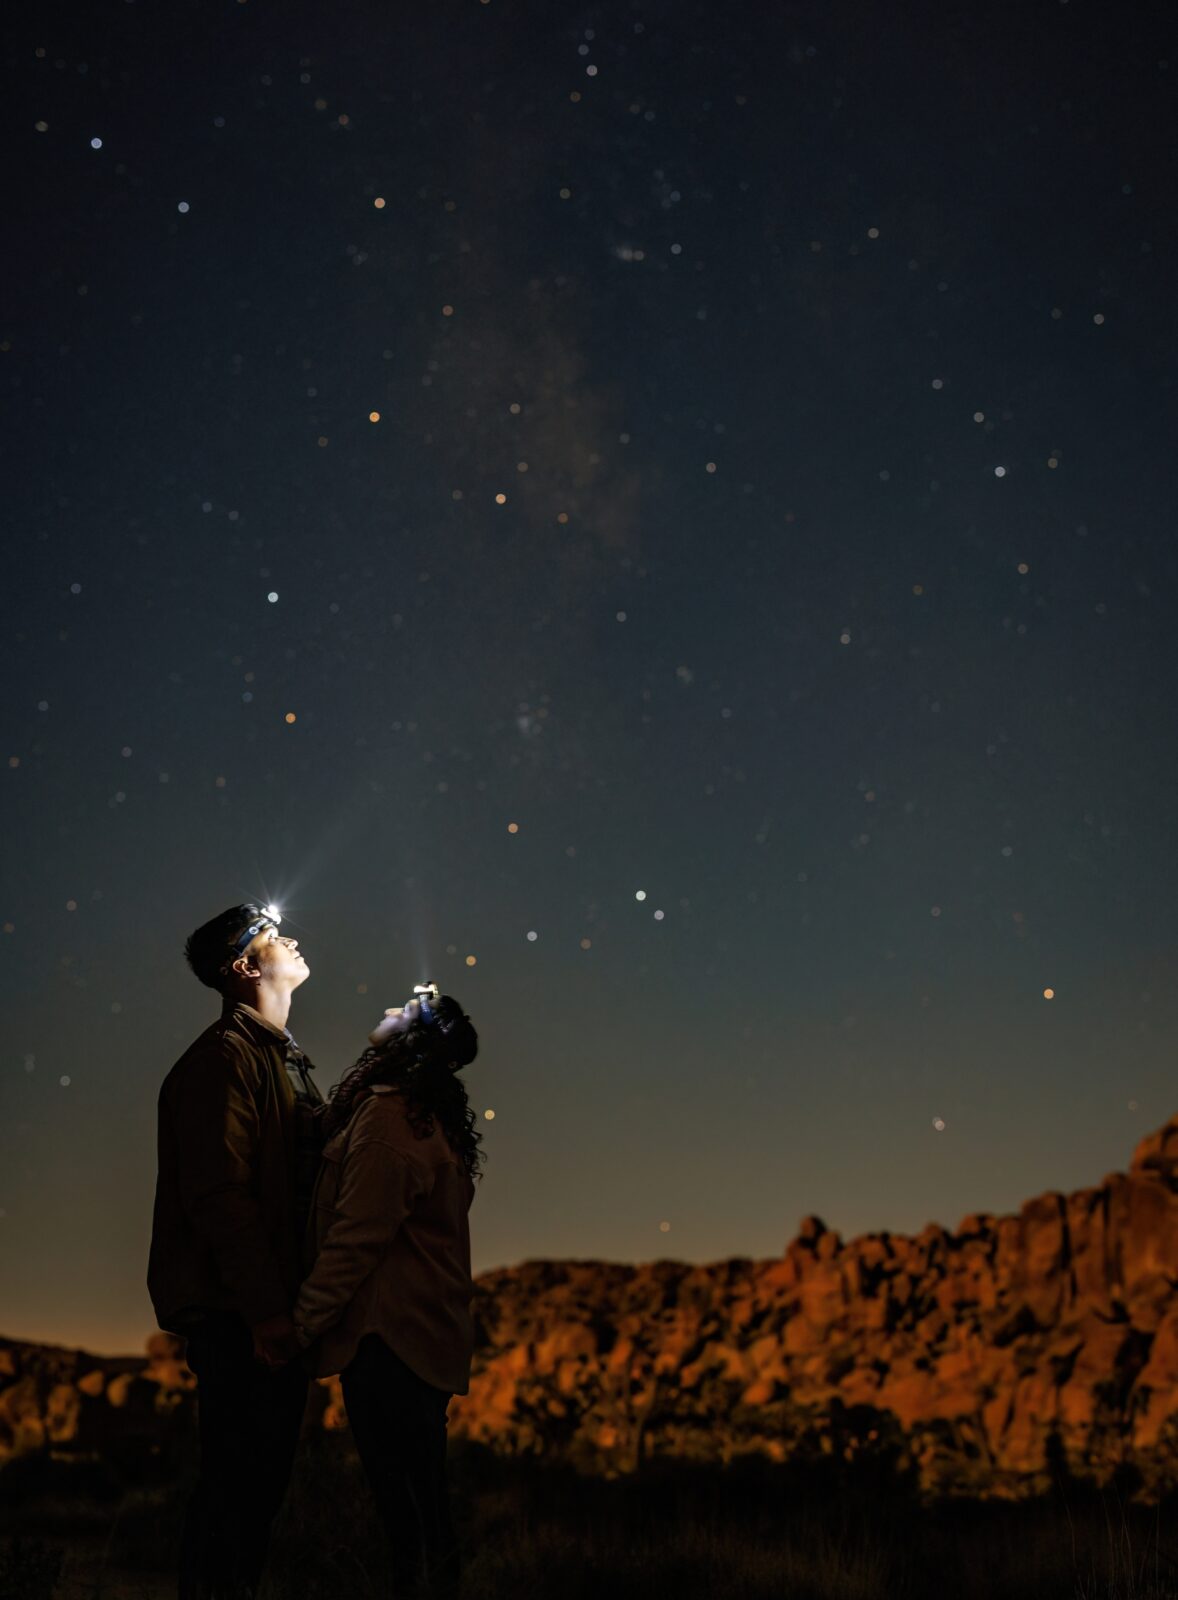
[5,1118,1178,1498]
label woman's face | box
[368,999,422,1046]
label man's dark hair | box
[184,903,266,992]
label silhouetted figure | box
[147,902,324,1600]
[294,989,482,1599]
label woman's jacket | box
[294,1084,476,1393]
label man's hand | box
[250,1311,299,1368]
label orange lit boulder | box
[6,1118,1178,1498]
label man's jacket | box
[147,1003,319,1333]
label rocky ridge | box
[5,1119,1178,1498]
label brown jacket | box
[147,1003,320,1333]
[294,1086,476,1394]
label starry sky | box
[3,0,1177,1355]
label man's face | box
[237,924,310,989]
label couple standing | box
[146,901,482,1600]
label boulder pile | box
[6,1118,1178,1497]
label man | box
[147,902,325,1600]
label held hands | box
[250,1310,300,1369]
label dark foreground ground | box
[3,1430,1178,1600]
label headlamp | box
[368,981,442,1046]
[412,982,440,1024]
[230,904,283,956]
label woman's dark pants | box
[178,1311,308,1600]
[341,1332,459,1597]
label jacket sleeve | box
[170,1039,290,1327]
[292,1137,428,1347]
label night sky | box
[4,1,1177,1355]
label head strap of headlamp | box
[229,905,282,958]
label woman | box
[293,988,482,1598]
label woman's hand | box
[250,1310,299,1368]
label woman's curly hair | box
[319,993,483,1181]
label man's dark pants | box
[179,1310,308,1600]
[340,1332,459,1597]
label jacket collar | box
[224,1001,290,1045]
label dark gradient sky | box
[4,0,1177,1354]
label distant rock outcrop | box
[6,1119,1178,1498]
[0,1331,196,1480]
